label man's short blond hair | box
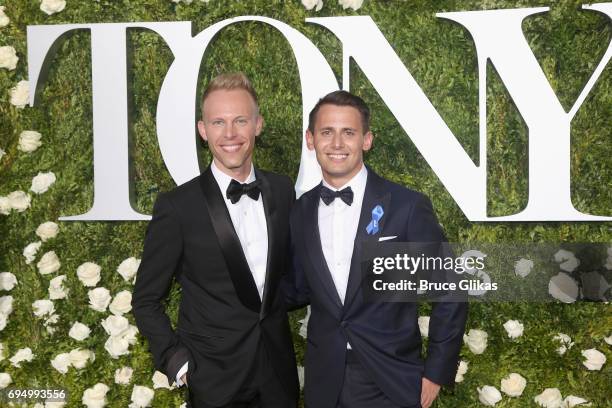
[201,72,259,114]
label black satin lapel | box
[199,169,261,313]
[303,186,344,310]
[256,170,277,319]
[343,172,391,311]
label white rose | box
[514,258,533,277]
[553,333,574,355]
[553,249,580,272]
[418,315,430,338]
[152,370,173,390]
[69,348,95,369]
[48,275,68,299]
[36,221,59,241]
[534,388,563,408]
[0,372,12,389]
[338,0,364,11]
[104,335,130,359]
[8,190,31,211]
[500,372,526,397]
[40,0,66,15]
[549,273,579,303]
[50,352,71,374]
[69,322,91,341]
[298,365,304,390]
[18,130,42,153]
[9,347,34,367]
[101,315,129,337]
[32,299,55,317]
[0,313,7,331]
[503,320,524,339]
[23,241,42,264]
[78,262,102,287]
[130,385,154,408]
[605,334,612,345]
[109,290,132,315]
[82,383,109,408]
[117,257,140,283]
[302,0,323,12]
[0,46,18,70]
[563,395,591,407]
[455,360,468,383]
[299,305,310,339]
[31,171,56,194]
[477,385,502,406]
[0,6,10,27]
[123,325,139,345]
[9,80,29,108]
[0,272,17,291]
[0,295,13,315]
[38,251,61,275]
[88,287,111,312]
[44,313,59,327]
[115,366,134,385]
[464,329,488,354]
[0,196,10,215]
[36,251,62,275]
[581,348,606,370]
[45,401,67,408]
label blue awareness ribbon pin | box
[366,205,384,235]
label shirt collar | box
[211,160,256,199]
[321,163,368,200]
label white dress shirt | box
[176,160,269,387]
[318,164,368,348]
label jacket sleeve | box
[407,194,468,386]
[131,192,193,383]
[282,201,311,311]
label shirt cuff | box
[175,361,188,387]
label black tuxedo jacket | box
[132,166,299,406]
[285,168,468,408]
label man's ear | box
[255,115,264,137]
[363,131,373,152]
[305,129,315,151]
[197,120,207,142]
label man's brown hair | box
[201,72,259,114]
[308,90,371,134]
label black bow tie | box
[320,185,354,206]
[226,179,261,204]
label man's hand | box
[420,377,440,408]
[181,373,188,387]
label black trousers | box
[336,350,421,408]
[187,341,295,408]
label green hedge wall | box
[0,0,610,407]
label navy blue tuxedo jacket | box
[285,167,468,408]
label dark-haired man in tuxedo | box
[132,72,298,408]
[285,90,468,408]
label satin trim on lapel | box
[256,169,277,320]
[302,185,344,310]
[343,170,391,311]
[199,168,261,313]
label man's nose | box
[331,132,343,148]
[224,122,236,139]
